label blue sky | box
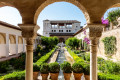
[0,2,119,35]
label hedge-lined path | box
[63,47,85,80]
[37,49,59,80]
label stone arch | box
[34,0,90,24]
[102,3,120,19]
[9,35,16,44]
[18,36,23,44]
[0,2,22,23]
[0,33,5,44]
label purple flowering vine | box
[83,29,90,44]
[101,17,109,25]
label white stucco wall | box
[0,44,6,58]
[9,44,16,55]
[18,44,23,53]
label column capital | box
[87,23,105,39]
[18,24,40,39]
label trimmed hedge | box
[35,48,56,66]
[66,47,85,63]
[0,71,25,80]
[98,72,120,80]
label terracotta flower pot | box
[84,75,90,80]
[73,73,83,80]
[50,73,59,80]
[41,73,49,80]
[33,72,39,80]
[63,73,71,80]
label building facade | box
[43,20,82,42]
[0,21,41,58]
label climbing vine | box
[102,36,117,55]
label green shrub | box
[60,61,72,73]
[98,72,120,80]
[0,61,9,73]
[85,53,90,61]
[97,57,105,64]
[49,62,60,73]
[105,61,120,74]
[35,48,56,66]
[98,64,106,73]
[83,64,90,75]
[33,63,40,72]
[1,71,25,80]
[40,63,49,74]
[102,36,116,55]
[72,62,83,73]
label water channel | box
[56,43,67,80]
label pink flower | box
[101,17,109,25]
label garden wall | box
[98,27,120,61]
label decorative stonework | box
[18,24,40,39]
[87,24,105,39]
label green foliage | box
[98,72,120,80]
[66,47,85,64]
[72,62,83,73]
[41,36,59,49]
[1,71,25,80]
[97,57,105,64]
[102,36,116,55]
[60,61,72,73]
[107,9,120,22]
[49,62,60,73]
[105,61,120,74]
[65,37,80,50]
[33,63,40,72]
[0,61,9,73]
[84,53,90,61]
[83,64,90,75]
[79,39,83,50]
[40,63,49,74]
[35,48,56,66]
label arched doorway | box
[9,35,16,55]
[0,33,6,58]
[59,37,65,43]
[18,36,23,53]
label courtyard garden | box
[0,36,59,80]
[65,36,120,80]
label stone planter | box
[33,72,39,80]
[50,73,59,80]
[63,73,71,80]
[84,75,90,80]
[73,73,83,80]
[41,73,49,80]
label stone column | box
[16,35,18,54]
[6,33,9,57]
[23,38,25,52]
[19,24,39,80]
[87,23,104,80]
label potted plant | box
[72,62,83,80]
[60,61,72,80]
[83,64,90,80]
[49,62,60,80]
[40,63,49,80]
[33,63,40,80]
